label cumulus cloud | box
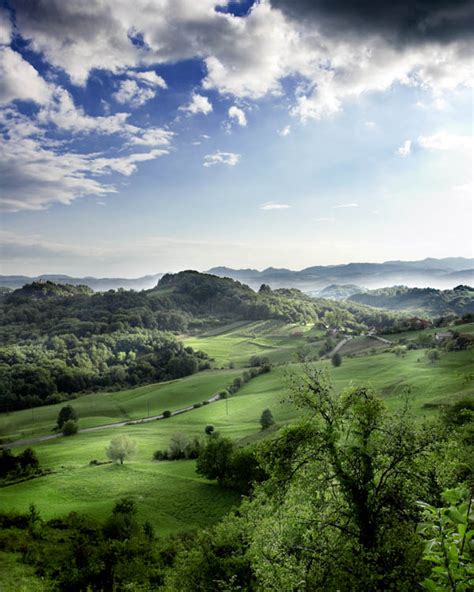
[397,140,412,157]
[203,151,240,167]
[228,105,247,126]
[0,47,53,104]
[260,202,291,210]
[271,0,474,46]
[113,79,156,107]
[180,93,213,115]
[6,0,473,123]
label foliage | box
[349,285,474,318]
[259,408,275,430]
[331,351,342,366]
[105,436,137,465]
[56,404,77,429]
[417,488,474,591]
[62,420,78,436]
[428,349,441,363]
[196,435,266,495]
[0,447,40,480]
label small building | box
[434,331,453,342]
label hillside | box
[348,285,474,317]
[0,271,404,412]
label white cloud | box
[397,139,412,157]
[0,47,53,104]
[0,8,11,45]
[0,107,171,212]
[314,217,335,222]
[278,125,291,136]
[180,93,213,115]
[364,121,376,129]
[332,203,359,209]
[127,70,167,88]
[113,79,155,107]
[260,202,291,210]
[203,151,240,167]
[228,105,247,126]
[7,0,472,121]
[417,131,471,151]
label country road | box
[325,336,353,359]
[1,393,222,450]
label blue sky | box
[0,0,472,276]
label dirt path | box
[2,393,222,450]
[325,336,352,359]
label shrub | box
[153,450,168,461]
[331,352,342,367]
[62,420,78,436]
[162,410,172,418]
[205,425,215,435]
[193,402,203,409]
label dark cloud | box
[270,0,474,44]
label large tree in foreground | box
[170,366,443,591]
[106,436,137,465]
[244,367,438,590]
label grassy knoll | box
[182,320,323,367]
[0,369,243,441]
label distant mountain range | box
[0,273,163,292]
[1,258,472,293]
[208,258,474,291]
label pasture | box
[1,345,472,537]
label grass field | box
[1,322,473,549]
[182,320,323,367]
[1,347,472,536]
[0,368,243,441]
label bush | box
[205,425,215,435]
[153,450,168,461]
[162,410,172,418]
[331,352,342,367]
[260,408,275,430]
[193,402,203,409]
[62,420,78,436]
[202,400,210,405]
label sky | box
[0,0,472,277]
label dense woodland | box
[0,272,418,411]
[349,285,474,317]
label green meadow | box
[182,319,323,366]
[0,350,474,534]
[1,322,473,541]
[0,368,243,441]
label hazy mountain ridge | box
[208,258,474,291]
[0,273,164,292]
